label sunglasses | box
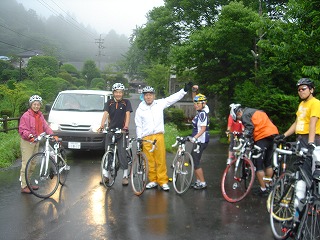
[298,86,309,92]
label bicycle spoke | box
[221,158,255,202]
[131,153,148,195]
[25,153,59,198]
[173,152,194,194]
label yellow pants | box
[20,139,39,188]
[143,133,168,186]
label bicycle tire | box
[173,152,194,194]
[269,172,295,239]
[221,157,255,203]
[295,199,320,240]
[57,155,69,186]
[266,171,293,214]
[25,152,60,198]
[101,151,117,188]
[127,148,133,177]
[130,152,148,196]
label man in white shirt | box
[135,83,192,191]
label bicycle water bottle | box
[294,180,306,210]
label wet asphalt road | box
[0,94,274,240]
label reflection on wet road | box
[0,94,274,239]
[0,137,274,240]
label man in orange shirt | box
[230,104,279,196]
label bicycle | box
[100,128,125,188]
[171,136,200,194]
[226,131,243,164]
[25,132,70,198]
[221,138,262,203]
[266,139,296,213]
[269,142,320,240]
[126,137,156,196]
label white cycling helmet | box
[230,103,241,121]
[112,83,125,91]
[29,95,42,105]
[142,86,155,93]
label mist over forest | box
[0,0,130,66]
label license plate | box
[68,142,81,149]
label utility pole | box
[95,34,105,70]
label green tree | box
[0,82,30,116]
[26,56,59,77]
[143,64,170,97]
[82,60,101,87]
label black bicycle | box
[269,142,320,239]
[127,137,156,196]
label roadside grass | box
[0,131,20,168]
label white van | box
[47,90,113,150]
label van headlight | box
[50,123,60,131]
[92,124,101,133]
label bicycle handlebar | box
[171,136,201,153]
[126,137,157,153]
[32,132,61,143]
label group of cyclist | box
[227,78,320,199]
[99,82,210,191]
[20,77,319,200]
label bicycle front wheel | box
[101,151,117,188]
[296,198,320,240]
[25,153,60,198]
[269,172,295,239]
[130,152,148,196]
[57,155,69,186]
[221,157,255,203]
[173,152,194,194]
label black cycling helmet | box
[296,78,314,89]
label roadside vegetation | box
[1,1,319,166]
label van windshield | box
[52,93,106,111]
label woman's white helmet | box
[29,95,42,105]
[229,103,241,121]
[112,83,125,91]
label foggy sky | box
[16,0,164,37]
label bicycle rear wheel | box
[25,153,60,198]
[130,152,148,196]
[269,172,295,239]
[57,155,69,186]
[173,152,194,194]
[296,198,320,240]
[221,157,255,203]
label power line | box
[0,23,47,45]
[36,0,97,38]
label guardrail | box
[0,115,20,133]
[0,114,49,133]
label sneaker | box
[122,177,129,186]
[190,180,200,188]
[253,187,269,197]
[226,158,232,165]
[161,183,170,191]
[146,182,158,189]
[193,182,207,190]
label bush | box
[164,107,187,130]
[0,131,20,168]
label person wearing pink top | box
[226,110,244,165]
[19,95,54,193]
